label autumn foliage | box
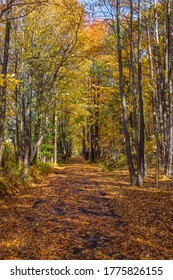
[0,0,173,260]
[0,158,172,260]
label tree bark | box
[116,0,136,186]
[137,0,145,186]
[0,1,11,165]
[129,0,139,174]
[145,15,159,187]
[166,0,173,177]
[154,0,167,170]
[53,99,58,164]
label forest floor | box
[0,157,172,260]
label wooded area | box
[0,0,173,260]
[0,0,173,186]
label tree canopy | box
[0,0,173,187]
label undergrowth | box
[27,162,53,184]
[0,144,53,197]
[100,154,127,172]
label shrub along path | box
[0,158,172,259]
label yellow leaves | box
[1,239,21,248]
[136,238,152,247]
[87,20,106,45]
[0,74,20,89]
[159,175,171,181]
[82,20,107,57]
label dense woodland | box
[0,0,173,188]
[0,0,173,261]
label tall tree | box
[116,0,136,185]
[0,0,12,165]
[137,0,145,186]
[166,0,173,177]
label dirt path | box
[0,158,172,259]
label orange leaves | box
[83,20,107,57]
[87,20,106,45]
[0,158,172,260]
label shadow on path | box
[0,157,172,260]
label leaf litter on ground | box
[0,157,172,260]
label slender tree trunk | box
[116,0,136,186]
[22,106,31,180]
[137,0,145,186]
[94,83,100,161]
[82,126,87,159]
[15,85,23,163]
[86,121,90,160]
[29,112,49,168]
[154,0,167,170]
[90,124,95,162]
[145,18,159,187]
[129,0,139,174]
[33,111,41,164]
[53,99,58,164]
[166,0,173,177]
[94,122,99,160]
[14,54,23,163]
[0,1,11,165]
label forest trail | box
[0,158,172,260]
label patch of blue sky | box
[79,0,112,21]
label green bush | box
[36,161,52,175]
[117,154,127,167]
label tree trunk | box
[166,0,173,177]
[129,0,139,174]
[22,106,31,180]
[154,0,167,171]
[145,16,159,187]
[0,1,11,165]
[90,124,95,162]
[116,0,136,186]
[82,126,87,159]
[53,103,58,164]
[137,0,145,186]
